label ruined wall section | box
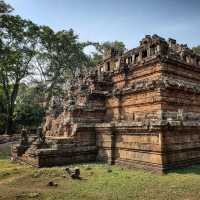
[105,62,163,122]
[97,62,164,171]
[43,72,109,141]
[96,35,167,171]
[96,35,200,172]
[159,54,200,170]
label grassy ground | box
[1,145,200,200]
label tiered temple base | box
[12,137,97,167]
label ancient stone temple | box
[11,35,200,173]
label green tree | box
[193,45,200,54]
[0,14,40,134]
[0,86,7,133]
[37,26,90,105]
[96,41,126,55]
[90,41,126,65]
[0,0,13,14]
[14,84,45,129]
[88,52,104,66]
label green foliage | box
[14,103,44,128]
[37,27,91,103]
[193,45,200,54]
[0,0,13,14]
[0,13,92,133]
[14,84,45,128]
[88,52,103,66]
[0,3,125,133]
[90,41,126,65]
[97,41,126,55]
[0,84,45,132]
[39,27,90,79]
[0,86,6,133]
[0,14,40,133]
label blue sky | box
[6,0,200,50]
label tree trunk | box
[5,112,13,135]
[4,82,19,135]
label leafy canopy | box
[0,14,40,133]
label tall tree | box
[0,15,40,134]
[37,26,90,105]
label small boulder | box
[71,167,80,179]
[65,167,81,179]
[47,181,58,187]
[107,168,112,173]
[65,167,71,175]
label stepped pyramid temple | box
[11,35,200,173]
